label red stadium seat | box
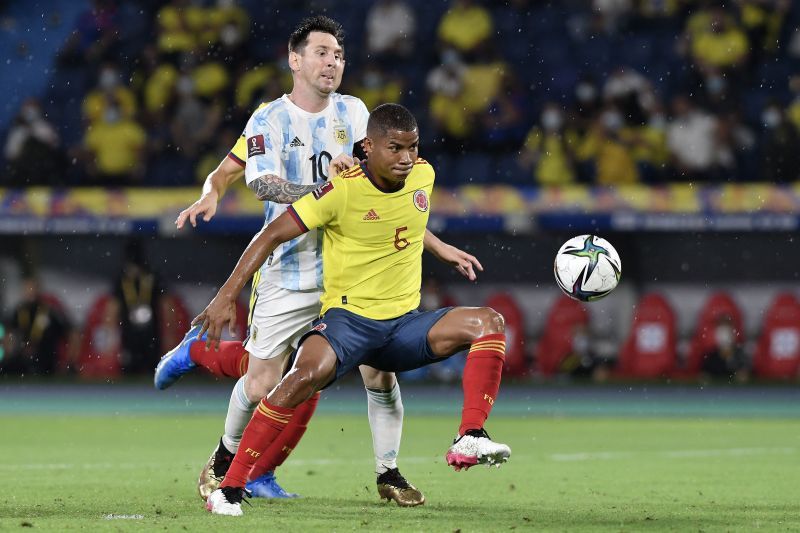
[485,292,528,376]
[753,293,800,379]
[617,293,676,378]
[684,292,745,374]
[158,293,191,353]
[534,296,588,376]
[77,294,123,379]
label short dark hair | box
[367,103,418,138]
[288,15,345,53]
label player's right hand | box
[175,193,219,229]
[192,296,237,350]
[328,153,359,178]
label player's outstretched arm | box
[247,174,319,204]
[423,229,483,281]
[193,212,304,347]
[176,156,244,228]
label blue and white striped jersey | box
[243,93,369,291]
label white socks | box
[221,376,256,453]
[366,382,404,475]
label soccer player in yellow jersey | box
[199,104,511,516]
[160,16,483,507]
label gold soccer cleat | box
[376,468,425,507]
[198,439,234,500]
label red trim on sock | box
[220,400,295,488]
[459,334,506,436]
[190,341,249,378]
[250,392,320,478]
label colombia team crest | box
[413,190,429,212]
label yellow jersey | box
[289,159,434,320]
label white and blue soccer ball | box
[554,235,622,302]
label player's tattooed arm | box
[247,174,318,204]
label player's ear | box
[362,137,373,155]
[288,50,300,72]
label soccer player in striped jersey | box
[155,16,482,507]
[200,103,510,517]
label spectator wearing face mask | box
[4,98,65,186]
[686,6,749,79]
[365,0,416,61]
[665,95,729,182]
[760,102,800,183]
[348,65,404,114]
[519,102,579,185]
[82,63,137,124]
[700,315,749,382]
[81,102,147,184]
[169,71,224,159]
[578,106,640,185]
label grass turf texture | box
[1,414,798,531]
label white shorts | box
[244,279,322,361]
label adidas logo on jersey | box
[363,209,380,221]
[289,136,305,147]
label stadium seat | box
[534,295,588,376]
[753,293,800,379]
[77,294,123,379]
[485,292,528,376]
[158,293,191,354]
[617,293,677,378]
[684,292,745,375]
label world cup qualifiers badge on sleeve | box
[247,134,266,158]
[312,181,334,200]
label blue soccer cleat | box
[245,472,299,499]
[153,324,205,390]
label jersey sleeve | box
[352,97,369,142]
[287,177,344,231]
[228,134,247,167]
[243,110,282,185]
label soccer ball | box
[554,235,622,302]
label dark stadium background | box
[1,0,800,383]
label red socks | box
[221,399,294,488]
[190,341,249,378]
[250,392,320,478]
[459,333,506,436]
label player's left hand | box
[438,244,483,281]
[327,153,359,178]
[192,296,237,350]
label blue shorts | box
[298,307,454,382]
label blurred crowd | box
[2,0,800,188]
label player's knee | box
[283,365,322,395]
[476,307,505,337]
[360,367,396,390]
[243,372,280,402]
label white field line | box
[0,447,795,471]
[550,446,797,462]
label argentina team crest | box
[413,190,429,212]
[333,125,348,145]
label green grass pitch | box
[1,406,799,531]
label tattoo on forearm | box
[247,175,317,203]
